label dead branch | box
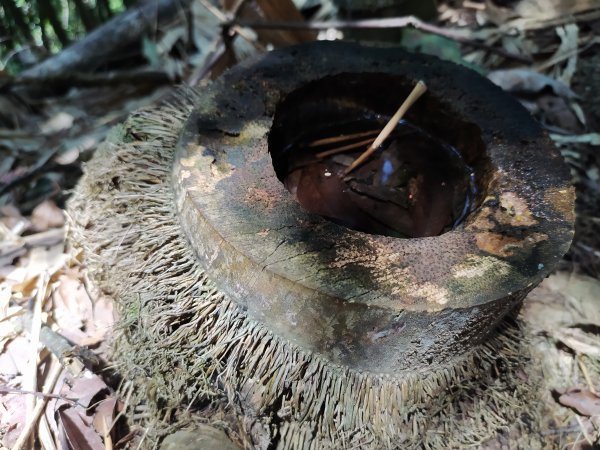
[9,69,174,89]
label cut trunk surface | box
[68,42,575,449]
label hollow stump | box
[70,42,575,449]
[175,42,574,374]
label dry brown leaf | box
[524,272,600,332]
[66,375,110,409]
[5,270,38,298]
[536,94,583,133]
[0,394,27,448]
[58,407,105,450]
[0,205,27,233]
[50,266,113,347]
[81,295,114,347]
[92,397,118,436]
[30,200,65,232]
[52,273,93,346]
[0,336,31,378]
[9,245,68,297]
[557,388,600,416]
[0,205,22,220]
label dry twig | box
[309,129,379,147]
[316,137,375,159]
[23,274,47,448]
[344,80,427,175]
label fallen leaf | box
[550,133,600,146]
[10,245,67,297]
[58,407,105,450]
[556,388,600,416]
[52,274,92,345]
[81,294,114,347]
[92,397,118,436]
[524,272,600,332]
[55,148,80,165]
[30,200,65,231]
[553,326,600,357]
[0,394,27,448]
[0,336,31,379]
[40,112,74,134]
[66,374,109,409]
[488,68,576,98]
[0,207,27,235]
[535,94,582,132]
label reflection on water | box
[282,118,476,238]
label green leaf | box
[401,29,484,74]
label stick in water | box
[344,80,428,175]
[316,137,375,159]
[309,129,379,148]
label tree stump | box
[174,41,574,374]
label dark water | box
[281,118,476,238]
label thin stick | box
[344,81,427,175]
[102,416,114,450]
[0,387,79,405]
[577,355,596,394]
[23,274,47,448]
[316,137,375,159]
[309,129,379,148]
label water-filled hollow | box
[268,73,491,238]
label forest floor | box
[0,0,599,448]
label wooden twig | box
[102,416,114,450]
[344,81,427,175]
[577,355,597,394]
[6,69,174,90]
[18,308,87,376]
[316,137,375,159]
[309,129,379,148]
[0,387,79,405]
[23,274,47,448]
